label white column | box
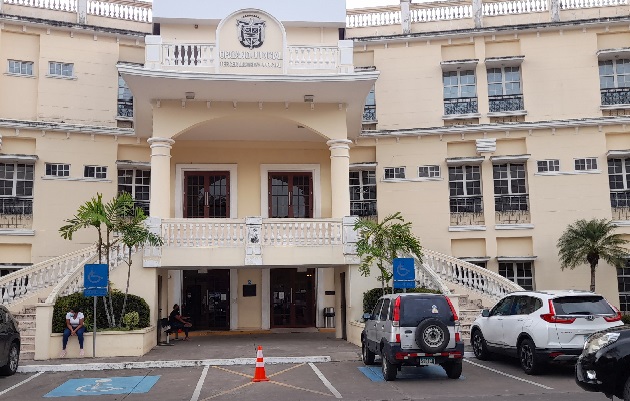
[148,137,175,218]
[77,0,87,24]
[400,0,411,34]
[327,139,352,219]
[549,0,560,22]
[261,269,270,330]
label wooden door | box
[268,172,313,218]
[184,172,230,218]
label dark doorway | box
[271,268,316,327]
[340,272,347,340]
[184,171,230,218]
[183,269,230,330]
[268,172,313,218]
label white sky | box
[346,0,400,8]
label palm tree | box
[557,218,629,292]
[354,212,423,294]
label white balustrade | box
[287,46,339,71]
[411,5,473,22]
[162,219,247,248]
[409,254,453,294]
[87,0,151,22]
[346,11,402,28]
[560,0,627,9]
[161,44,215,68]
[3,0,77,11]
[483,0,548,15]
[262,219,343,247]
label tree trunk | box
[590,263,597,292]
[120,247,132,326]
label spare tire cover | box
[415,318,449,353]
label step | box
[22,306,36,315]
[20,342,35,352]
[19,328,36,337]
[13,313,36,321]
[20,351,34,361]
[17,320,36,330]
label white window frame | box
[118,168,151,212]
[418,165,441,178]
[499,261,535,291]
[449,165,483,213]
[442,70,477,99]
[84,165,108,179]
[48,61,75,78]
[618,259,630,313]
[7,59,34,76]
[537,159,560,173]
[599,59,630,90]
[487,66,522,96]
[349,169,377,217]
[574,157,598,171]
[0,162,34,198]
[45,163,70,177]
[384,167,406,180]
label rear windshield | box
[400,297,452,327]
[553,296,614,315]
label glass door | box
[183,269,230,330]
[184,172,230,218]
[271,268,315,327]
[268,172,313,218]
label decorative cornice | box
[0,119,135,137]
[448,225,486,232]
[496,256,537,262]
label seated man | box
[168,304,192,341]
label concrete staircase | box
[456,294,484,340]
[13,305,37,361]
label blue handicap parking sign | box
[44,376,160,398]
[393,257,415,289]
[83,263,109,297]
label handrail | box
[409,254,453,295]
[423,248,523,300]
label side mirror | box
[362,313,373,322]
[482,309,490,318]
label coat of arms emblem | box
[237,16,266,50]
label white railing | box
[560,0,628,9]
[411,5,473,22]
[162,219,247,248]
[87,0,151,23]
[287,46,339,71]
[409,254,453,295]
[423,249,524,301]
[2,0,77,12]
[261,219,343,247]
[483,0,548,15]
[346,11,402,28]
[161,43,216,68]
[0,246,96,307]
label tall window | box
[350,170,377,217]
[487,67,524,112]
[599,59,630,105]
[608,158,630,220]
[493,163,528,212]
[48,61,74,77]
[8,60,33,76]
[449,165,482,213]
[618,259,630,313]
[499,261,534,290]
[443,70,478,115]
[118,169,150,214]
[363,86,376,122]
[118,75,133,118]
[0,163,34,218]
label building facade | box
[0,0,629,357]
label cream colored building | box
[0,0,629,359]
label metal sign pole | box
[93,296,96,358]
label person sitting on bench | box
[169,304,192,341]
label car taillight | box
[395,333,401,343]
[541,299,575,324]
[392,296,401,327]
[445,296,459,321]
[455,332,461,342]
[604,305,622,322]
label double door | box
[268,173,313,218]
[271,268,315,327]
[184,172,230,218]
[183,270,230,330]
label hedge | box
[52,291,151,333]
[362,286,442,314]
[623,314,630,325]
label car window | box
[491,296,514,316]
[372,299,384,319]
[379,299,391,321]
[399,296,452,327]
[553,296,614,315]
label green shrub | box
[52,291,150,333]
[122,311,140,330]
[622,314,630,325]
[362,286,442,314]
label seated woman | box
[60,307,85,357]
[168,304,192,341]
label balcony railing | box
[2,0,153,23]
[350,200,377,218]
[0,197,33,229]
[489,94,524,113]
[613,206,630,221]
[444,97,479,115]
[450,196,484,226]
[495,194,531,224]
[611,191,630,220]
[117,99,133,118]
[601,88,630,106]
[363,105,377,122]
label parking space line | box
[212,366,253,379]
[272,381,333,397]
[268,363,306,378]
[463,359,553,390]
[190,366,210,401]
[308,363,342,399]
[0,371,44,397]
[200,381,255,401]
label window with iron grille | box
[449,165,482,213]
[118,169,150,214]
[493,163,529,212]
[608,158,630,211]
[488,67,522,96]
[537,160,560,173]
[363,86,376,122]
[419,165,440,178]
[575,158,598,171]
[45,163,70,177]
[48,61,74,77]
[118,74,133,118]
[499,261,534,290]
[84,165,108,179]
[618,260,630,313]
[0,163,34,217]
[599,59,630,106]
[8,60,34,76]
[443,70,478,115]
[384,167,405,180]
[349,170,377,217]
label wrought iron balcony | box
[611,191,630,220]
[613,206,630,221]
[489,94,524,113]
[350,200,377,218]
[495,194,530,224]
[363,105,377,122]
[444,97,478,115]
[450,196,484,226]
[0,197,33,229]
[117,99,133,118]
[601,87,630,106]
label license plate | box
[418,357,435,366]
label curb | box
[17,356,332,373]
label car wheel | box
[471,329,491,361]
[0,342,19,376]
[442,360,463,379]
[381,353,397,381]
[362,339,376,365]
[415,318,449,353]
[519,338,543,375]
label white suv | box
[470,290,623,375]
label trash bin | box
[324,307,335,328]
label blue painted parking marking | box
[43,376,160,398]
[358,367,385,382]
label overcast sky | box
[346,0,400,8]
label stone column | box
[327,139,352,219]
[148,137,175,218]
[472,0,483,28]
[400,0,411,34]
[77,0,88,24]
[549,0,560,22]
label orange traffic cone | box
[252,345,270,382]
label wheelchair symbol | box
[87,268,104,284]
[76,379,124,393]
[396,263,410,278]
